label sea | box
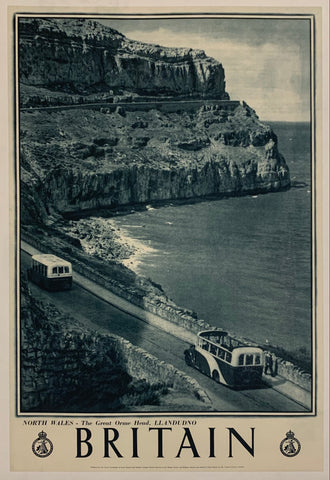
[111,122,312,357]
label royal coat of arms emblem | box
[32,431,54,458]
[280,430,301,457]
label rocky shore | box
[61,216,156,271]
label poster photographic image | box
[2,2,329,477]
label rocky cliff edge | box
[18,18,290,224]
[19,18,227,98]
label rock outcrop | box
[18,18,228,99]
[20,102,290,223]
[18,18,290,224]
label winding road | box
[20,248,309,413]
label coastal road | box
[20,99,240,113]
[20,249,309,413]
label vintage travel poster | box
[1,1,329,478]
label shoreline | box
[61,216,158,274]
[61,186,292,222]
[111,220,158,273]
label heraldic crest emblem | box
[280,430,301,457]
[32,430,54,458]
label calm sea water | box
[112,122,312,356]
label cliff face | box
[19,18,227,98]
[20,103,289,223]
[18,18,290,224]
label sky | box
[101,17,311,122]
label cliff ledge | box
[19,18,290,224]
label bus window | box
[222,339,229,349]
[255,354,261,365]
[210,344,217,355]
[218,348,225,359]
[246,354,253,365]
[201,341,208,351]
[59,266,64,274]
[238,354,244,365]
[64,266,69,273]
[52,267,58,274]
[225,352,232,363]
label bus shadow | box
[259,375,287,390]
[233,376,285,391]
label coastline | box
[111,221,158,273]
[62,216,157,273]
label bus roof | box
[197,330,261,350]
[31,254,71,267]
[232,346,264,354]
[198,330,228,337]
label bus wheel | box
[212,370,220,383]
[184,352,192,366]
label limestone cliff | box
[18,18,290,224]
[21,101,290,221]
[19,17,227,99]
[20,101,289,223]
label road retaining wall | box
[20,281,210,412]
[21,232,312,395]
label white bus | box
[27,254,72,291]
[185,330,264,388]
